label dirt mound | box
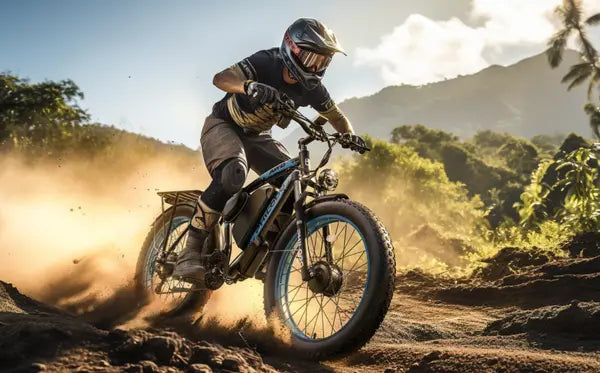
[402,234,600,309]
[0,281,64,315]
[475,246,557,281]
[401,348,600,373]
[485,301,600,340]
[109,329,277,373]
[433,254,600,308]
[0,281,277,373]
[559,232,600,258]
[0,281,107,371]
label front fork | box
[293,171,313,281]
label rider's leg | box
[243,131,295,213]
[173,114,248,281]
[173,158,248,280]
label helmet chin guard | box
[280,18,345,90]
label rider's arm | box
[320,105,354,134]
[213,51,271,94]
[310,85,354,134]
[212,65,246,94]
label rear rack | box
[157,190,202,206]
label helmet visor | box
[285,32,332,73]
[297,49,332,72]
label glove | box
[244,80,279,105]
[340,133,367,154]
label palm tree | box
[547,0,600,99]
[584,103,600,138]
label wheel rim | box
[142,216,195,303]
[274,215,370,341]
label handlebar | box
[275,95,370,154]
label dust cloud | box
[0,148,290,342]
[0,152,203,292]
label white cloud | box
[355,14,488,85]
[355,0,599,86]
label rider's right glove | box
[341,133,367,154]
[244,81,279,105]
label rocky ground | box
[2,232,600,372]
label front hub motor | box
[307,261,343,297]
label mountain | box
[282,50,591,152]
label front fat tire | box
[263,199,396,360]
[134,203,212,317]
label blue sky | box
[2,0,599,147]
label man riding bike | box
[173,18,366,281]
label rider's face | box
[283,67,298,84]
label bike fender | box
[304,193,348,210]
[151,202,196,227]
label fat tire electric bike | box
[135,99,396,359]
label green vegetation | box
[0,73,198,165]
[517,137,600,234]
[353,124,597,271]
[390,124,553,227]
[337,138,488,272]
[547,0,600,137]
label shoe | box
[172,227,208,282]
[172,199,220,283]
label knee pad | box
[220,158,247,195]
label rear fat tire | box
[263,199,396,359]
[135,203,212,317]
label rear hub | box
[307,261,343,297]
[155,253,177,280]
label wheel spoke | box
[280,217,369,341]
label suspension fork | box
[323,225,333,262]
[293,171,312,281]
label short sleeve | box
[236,50,273,81]
[309,84,336,113]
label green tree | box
[390,124,458,161]
[496,138,540,177]
[555,147,600,231]
[547,0,600,137]
[584,103,600,138]
[515,159,553,228]
[516,142,600,233]
[338,138,486,239]
[0,73,89,155]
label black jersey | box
[212,48,335,132]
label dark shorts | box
[200,114,291,176]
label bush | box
[337,138,487,271]
[515,136,600,234]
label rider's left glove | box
[244,80,280,105]
[341,133,367,154]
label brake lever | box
[275,93,295,113]
[335,133,371,153]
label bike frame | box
[224,136,315,282]
[155,104,363,288]
[155,137,319,285]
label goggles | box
[285,32,332,73]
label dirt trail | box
[3,280,600,373]
[321,293,600,373]
[2,233,600,372]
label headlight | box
[318,169,339,191]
